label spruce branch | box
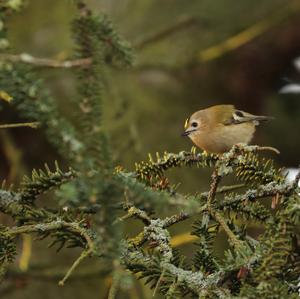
[0,218,99,284]
[134,145,284,187]
[121,203,226,297]
[0,63,84,160]
[20,163,76,203]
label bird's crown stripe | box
[184,118,189,129]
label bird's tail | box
[247,115,274,122]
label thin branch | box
[134,16,199,50]
[0,122,40,129]
[0,53,91,68]
[212,210,242,248]
[122,202,151,225]
[163,212,189,228]
[59,248,91,286]
[256,146,280,154]
[107,265,123,299]
[198,0,300,62]
[206,167,242,248]
[0,17,198,69]
[216,184,245,193]
[153,267,166,297]
[207,169,221,208]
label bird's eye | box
[191,122,198,128]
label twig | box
[207,169,221,208]
[230,144,280,155]
[206,167,242,248]
[256,146,280,154]
[0,53,91,68]
[108,266,122,299]
[0,122,40,129]
[153,267,166,297]
[163,212,189,228]
[122,202,151,225]
[198,0,300,62]
[216,184,245,193]
[212,211,242,248]
[59,248,91,286]
[135,16,198,50]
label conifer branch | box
[20,163,76,203]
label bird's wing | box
[209,105,237,125]
[223,109,273,126]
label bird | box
[182,104,273,153]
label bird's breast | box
[190,123,256,153]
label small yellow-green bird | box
[182,104,273,153]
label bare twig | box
[135,16,198,50]
[256,146,280,154]
[59,248,92,286]
[212,210,242,248]
[0,53,91,68]
[207,169,221,208]
[198,0,300,62]
[0,122,40,129]
[107,263,123,299]
[206,166,242,248]
[153,267,166,297]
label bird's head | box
[182,105,237,138]
[182,111,205,137]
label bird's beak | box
[181,130,190,136]
[182,118,192,136]
[181,129,196,136]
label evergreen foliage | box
[0,1,299,298]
